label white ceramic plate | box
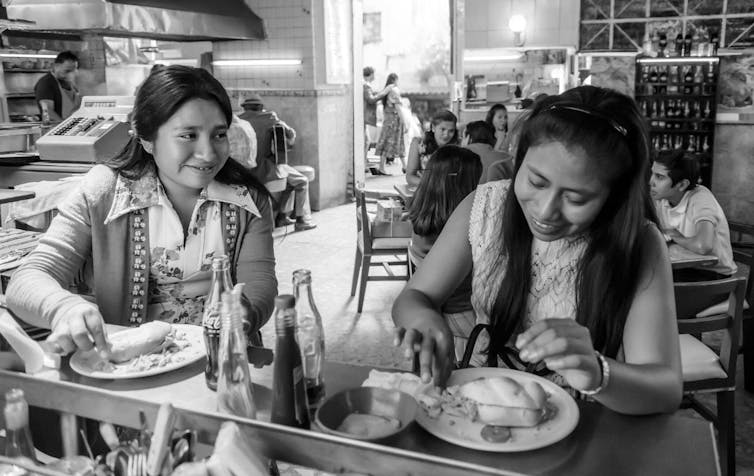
[415,368,579,452]
[70,323,205,379]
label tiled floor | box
[270,162,754,474]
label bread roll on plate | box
[458,377,547,427]
[108,321,172,363]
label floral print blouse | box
[104,168,261,325]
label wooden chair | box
[675,276,746,476]
[728,222,754,392]
[350,188,409,313]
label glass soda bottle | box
[202,255,233,390]
[3,388,38,466]
[292,269,326,416]
[271,295,310,429]
[216,284,256,419]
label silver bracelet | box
[580,351,610,396]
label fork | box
[127,449,147,476]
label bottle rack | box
[634,56,719,186]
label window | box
[363,12,382,44]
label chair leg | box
[350,248,362,297]
[716,390,736,476]
[357,255,372,313]
[744,317,754,392]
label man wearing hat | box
[240,94,316,231]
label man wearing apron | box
[34,51,81,123]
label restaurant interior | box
[1,0,754,475]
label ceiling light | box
[212,59,302,67]
[508,15,527,34]
[0,53,57,59]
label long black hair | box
[409,145,482,237]
[485,103,509,133]
[381,73,398,108]
[420,109,459,156]
[106,65,268,197]
[489,85,657,360]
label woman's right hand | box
[393,321,454,386]
[46,303,110,357]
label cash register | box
[35,96,133,163]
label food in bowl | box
[419,376,549,428]
[315,387,417,441]
[336,413,401,439]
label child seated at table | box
[650,148,737,281]
[407,145,482,361]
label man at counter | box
[462,120,513,183]
[34,51,81,123]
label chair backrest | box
[674,276,746,379]
[271,124,289,165]
[729,221,754,304]
[354,188,373,254]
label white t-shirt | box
[654,185,737,275]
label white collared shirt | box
[654,185,737,276]
[105,168,261,324]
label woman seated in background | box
[393,85,682,415]
[6,65,277,356]
[408,145,482,361]
[485,103,509,153]
[405,110,459,187]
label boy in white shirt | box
[650,149,737,281]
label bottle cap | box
[275,294,296,309]
[292,269,312,284]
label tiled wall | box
[213,0,315,90]
[465,0,580,48]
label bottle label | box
[203,310,221,331]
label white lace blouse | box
[467,180,588,367]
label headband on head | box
[546,104,628,137]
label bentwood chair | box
[675,276,746,476]
[351,188,409,313]
[728,221,754,392]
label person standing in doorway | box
[374,73,406,175]
[34,51,81,123]
[363,66,388,174]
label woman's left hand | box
[515,318,602,392]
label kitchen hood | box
[2,0,267,41]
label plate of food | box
[414,367,579,452]
[70,322,205,379]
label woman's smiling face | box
[145,98,229,198]
[514,141,610,241]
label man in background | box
[34,51,81,123]
[363,66,387,165]
[239,94,316,231]
[462,120,513,183]
[650,148,737,281]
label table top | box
[394,183,416,202]
[0,188,35,205]
[668,243,719,269]
[0,359,719,476]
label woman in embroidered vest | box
[393,85,682,414]
[7,65,277,356]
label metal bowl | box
[315,387,417,441]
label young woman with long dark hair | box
[408,145,482,360]
[393,86,682,415]
[7,65,277,354]
[405,109,459,187]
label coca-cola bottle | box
[3,388,38,467]
[271,295,310,429]
[216,284,256,419]
[292,269,326,416]
[202,255,233,390]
